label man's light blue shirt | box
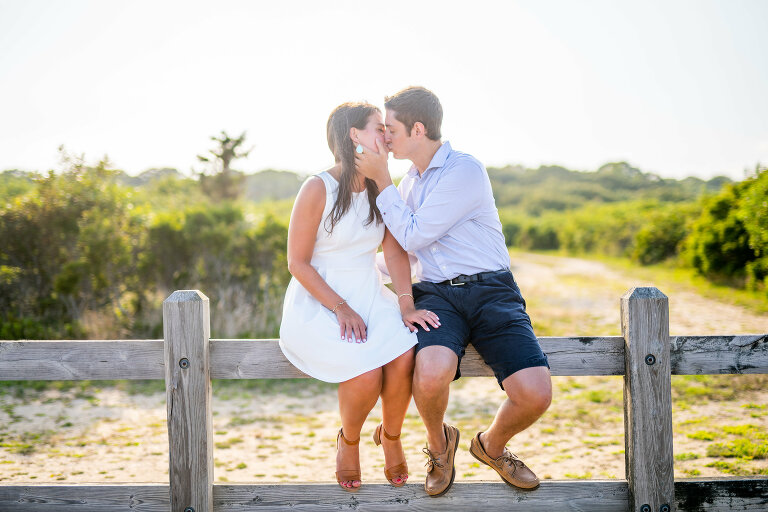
[376,141,510,283]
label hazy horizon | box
[2,0,767,181]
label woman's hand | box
[334,303,368,343]
[401,308,441,333]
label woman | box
[279,102,439,491]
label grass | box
[703,460,768,476]
[564,472,592,479]
[687,431,717,441]
[214,437,244,450]
[707,439,767,459]
[520,249,768,315]
[0,377,338,399]
[672,374,768,404]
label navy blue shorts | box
[413,271,549,389]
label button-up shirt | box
[376,141,510,283]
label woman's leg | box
[337,368,383,488]
[379,348,416,483]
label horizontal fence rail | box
[1,480,767,511]
[1,335,766,380]
[1,287,767,512]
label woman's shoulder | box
[297,174,327,202]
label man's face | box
[384,110,415,160]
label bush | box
[737,166,768,291]
[683,166,767,289]
[520,223,560,250]
[632,203,696,265]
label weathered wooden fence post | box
[621,287,675,512]
[163,290,213,512]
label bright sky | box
[1,0,767,180]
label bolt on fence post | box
[164,290,213,512]
[621,287,675,512]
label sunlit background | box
[1,0,767,179]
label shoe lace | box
[499,450,526,473]
[423,447,443,471]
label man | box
[356,86,552,497]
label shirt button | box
[431,246,437,253]
[441,265,446,270]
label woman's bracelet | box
[397,293,414,301]
[331,300,346,313]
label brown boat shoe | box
[469,431,540,489]
[423,423,460,497]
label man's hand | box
[355,138,393,192]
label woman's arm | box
[287,177,367,342]
[381,228,440,333]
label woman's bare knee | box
[383,348,415,376]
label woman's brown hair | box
[325,102,383,234]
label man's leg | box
[412,344,462,496]
[409,281,467,496]
[464,272,551,474]
[412,345,458,453]
[479,366,552,458]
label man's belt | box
[436,269,511,286]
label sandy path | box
[510,252,767,336]
[1,252,766,484]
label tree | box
[736,165,768,291]
[0,153,145,338]
[683,181,756,283]
[197,131,252,201]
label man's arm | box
[376,161,485,252]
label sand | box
[1,252,766,483]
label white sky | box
[1,0,767,180]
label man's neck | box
[412,140,443,175]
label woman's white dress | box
[279,171,417,382]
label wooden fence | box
[0,287,766,511]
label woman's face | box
[354,111,385,150]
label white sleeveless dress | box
[279,171,418,383]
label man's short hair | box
[385,86,442,141]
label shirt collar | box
[407,141,452,178]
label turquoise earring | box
[355,144,364,154]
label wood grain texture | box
[1,335,766,381]
[1,479,765,511]
[208,337,627,379]
[0,340,164,380]
[214,481,630,511]
[621,287,675,512]
[674,477,768,511]
[164,290,213,512]
[671,334,768,375]
[0,484,170,511]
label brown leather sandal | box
[336,428,361,492]
[373,424,409,487]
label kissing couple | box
[279,86,552,496]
